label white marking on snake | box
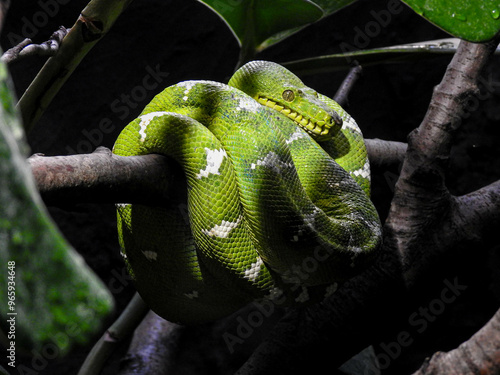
[352,157,371,180]
[138,112,169,142]
[303,207,321,228]
[285,130,307,144]
[201,215,242,238]
[250,151,293,172]
[196,148,227,179]
[185,290,199,299]
[142,250,157,261]
[178,81,198,96]
[341,115,359,132]
[236,97,261,112]
[244,257,264,282]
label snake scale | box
[113,61,382,324]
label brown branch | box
[384,38,500,286]
[365,138,407,170]
[118,311,184,375]
[27,147,180,206]
[0,27,69,65]
[411,308,500,375]
[28,140,406,207]
[447,180,500,244]
[333,63,362,107]
[78,293,149,375]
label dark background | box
[1,0,499,373]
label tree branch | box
[411,308,500,375]
[384,38,500,285]
[365,138,406,170]
[447,180,500,244]
[333,62,362,107]
[27,147,179,206]
[0,27,69,65]
[28,140,406,207]
[17,0,135,133]
[77,293,149,375]
[118,311,184,375]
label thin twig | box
[333,62,362,107]
[16,0,135,134]
[77,293,149,375]
[0,27,70,65]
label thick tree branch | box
[365,138,406,170]
[27,147,179,206]
[28,140,406,206]
[118,311,184,375]
[384,39,500,285]
[411,308,500,375]
[447,180,500,244]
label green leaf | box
[0,60,114,355]
[311,0,358,15]
[199,0,322,50]
[402,0,500,42]
[258,0,358,51]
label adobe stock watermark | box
[339,0,404,63]
[65,64,169,155]
[223,244,337,354]
[370,277,467,372]
[6,0,71,46]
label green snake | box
[113,61,381,324]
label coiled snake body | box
[113,61,381,324]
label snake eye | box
[282,90,295,102]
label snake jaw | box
[257,96,340,141]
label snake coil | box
[113,61,381,324]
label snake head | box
[229,61,343,142]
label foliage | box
[402,0,500,42]
[198,0,500,65]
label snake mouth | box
[257,96,339,140]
